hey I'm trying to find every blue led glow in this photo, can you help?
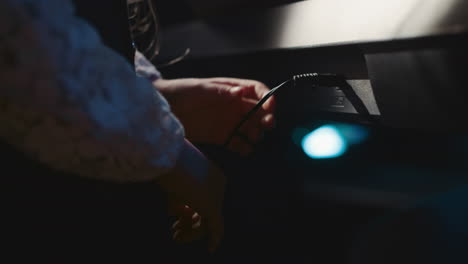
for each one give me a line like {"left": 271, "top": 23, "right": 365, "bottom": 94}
{"left": 335, "top": 124, "right": 369, "bottom": 145}
{"left": 301, "top": 125, "right": 347, "bottom": 159}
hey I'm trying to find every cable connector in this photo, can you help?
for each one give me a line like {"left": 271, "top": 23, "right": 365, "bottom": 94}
{"left": 223, "top": 73, "right": 370, "bottom": 149}
{"left": 293, "top": 73, "right": 346, "bottom": 87}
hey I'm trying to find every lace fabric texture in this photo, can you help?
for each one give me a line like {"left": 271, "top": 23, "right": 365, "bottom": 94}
{"left": 0, "top": 0, "right": 185, "bottom": 182}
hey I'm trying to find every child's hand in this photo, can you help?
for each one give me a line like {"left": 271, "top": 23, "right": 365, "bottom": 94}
{"left": 159, "top": 140, "right": 225, "bottom": 252}
{"left": 154, "top": 78, "right": 276, "bottom": 155}
{"left": 170, "top": 204, "right": 205, "bottom": 244}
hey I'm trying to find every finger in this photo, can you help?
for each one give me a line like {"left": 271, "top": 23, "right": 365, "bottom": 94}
{"left": 237, "top": 83, "right": 276, "bottom": 113}
{"left": 216, "top": 81, "right": 273, "bottom": 106}
{"left": 173, "top": 229, "right": 182, "bottom": 242}
{"left": 239, "top": 98, "right": 274, "bottom": 133}
{"left": 172, "top": 207, "right": 201, "bottom": 228}
{"left": 173, "top": 221, "right": 202, "bottom": 235}
{"left": 239, "top": 97, "right": 270, "bottom": 126}
{"left": 192, "top": 212, "right": 201, "bottom": 223}
{"left": 226, "top": 98, "right": 269, "bottom": 150}
{"left": 172, "top": 216, "right": 205, "bottom": 243}
{"left": 193, "top": 218, "right": 204, "bottom": 229}
{"left": 172, "top": 218, "right": 190, "bottom": 231}
{"left": 261, "top": 113, "right": 275, "bottom": 130}
{"left": 208, "top": 77, "right": 268, "bottom": 97}
{"left": 208, "top": 78, "right": 275, "bottom": 109}
{"left": 228, "top": 86, "right": 244, "bottom": 98}
{"left": 192, "top": 219, "right": 202, "bottom": 230}
{"left": 240, "top": 84, "right": 268, "bottom": 100}
{"left": 172, "top": 218, "right": 192, "bottom": 231}
{"left": 207, "top": 77, "right": 250, "bottom": 88}
{"left": 208, "top": 82, "right": 244, "bottom": 99}
{"left": 172, "top": 220, "right": 181, "bottom": 230}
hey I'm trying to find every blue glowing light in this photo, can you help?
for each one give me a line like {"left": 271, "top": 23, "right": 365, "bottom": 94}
{"left": 301, "top": 125, "right": 347, "bottom": 159}
{"left": 335, "top": 124, "right": 369, "bottom": 145}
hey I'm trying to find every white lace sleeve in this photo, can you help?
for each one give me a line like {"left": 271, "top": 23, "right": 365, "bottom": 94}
{"left": 0, "top": 0, "right": 185, "bottom": 182}
{"left": 134, "top": 50, "right": 162, "bottom": 82}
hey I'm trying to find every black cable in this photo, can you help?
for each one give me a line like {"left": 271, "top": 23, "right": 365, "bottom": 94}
{"left": 223, "top": 79, "right": 292, "bottom": 148}
{"left": 223, "top": 73, "right": 373, "bottom": 148}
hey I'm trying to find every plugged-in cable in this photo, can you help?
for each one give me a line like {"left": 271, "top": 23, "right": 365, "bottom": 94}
{"left": 223, "top": 73, "right": 372, "bottom": 148}
{"left": 222, "top": 79, "right": 291, "bottom": 148}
